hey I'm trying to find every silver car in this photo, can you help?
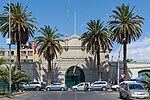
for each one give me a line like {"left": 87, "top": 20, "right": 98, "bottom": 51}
{"left": 22, "top": 81, "right": 43, "bottom": 91}
{"left": 46, "top": 83, "right": 67, "bottom": 91}
{"left": 119, "top": 81, "right": 149, "bottom": 100}
{"left": 91, "top": 81, "right": 110, "bottom": 91}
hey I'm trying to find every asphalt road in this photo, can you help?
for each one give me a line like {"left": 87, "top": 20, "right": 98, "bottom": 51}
{"left": 3, "top": 91, "right": 122, "bottom": 100}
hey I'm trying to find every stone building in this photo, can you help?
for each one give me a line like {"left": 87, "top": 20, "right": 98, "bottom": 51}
{"left": 39, "top": 34, "right": 111, "bottom": 87}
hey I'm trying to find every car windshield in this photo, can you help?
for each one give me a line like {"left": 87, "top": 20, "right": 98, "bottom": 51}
{"left": 129, "top": 84, "right": 144, "bottom": 90}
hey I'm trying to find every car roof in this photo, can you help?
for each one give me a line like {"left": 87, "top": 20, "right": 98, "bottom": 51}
{"left": 120, "top": 81, "right": 137, "bottom": 84}
{"left": 94, "top": 81, "right": 107, "bottom": 83}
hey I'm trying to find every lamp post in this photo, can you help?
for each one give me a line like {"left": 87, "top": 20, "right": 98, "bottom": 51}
{"left": 117, "top": 45, "right": 122, "bottom": 85}
{"left": 8, "top": 0, "right": 12, "bottom": 96}
{"left": 64, "top": 36, "right": 69, "bottom": 51}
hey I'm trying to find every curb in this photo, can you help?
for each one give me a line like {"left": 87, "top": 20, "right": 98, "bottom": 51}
{"left": 0, "top": 91, "right": 25, "bottom": 99}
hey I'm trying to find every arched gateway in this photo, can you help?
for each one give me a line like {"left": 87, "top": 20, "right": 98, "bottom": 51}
{"left": 65, "top": 66, "right": 85, "bottom": 88}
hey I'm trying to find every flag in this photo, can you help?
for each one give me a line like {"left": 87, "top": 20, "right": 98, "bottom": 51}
{"left": 33, "top": 41, "right": 36, "bottom": 54}
{"left": 23, "top": 51, "right": 26, "bottom": 56}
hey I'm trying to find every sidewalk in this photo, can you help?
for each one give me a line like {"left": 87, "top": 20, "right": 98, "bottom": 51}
{"left": 0, "top": 91, "right": 25, "bottom": 99}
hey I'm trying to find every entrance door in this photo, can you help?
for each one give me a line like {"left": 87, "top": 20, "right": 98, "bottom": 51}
{"left": 65, "top": 66, "right": 85, "bottom": 88}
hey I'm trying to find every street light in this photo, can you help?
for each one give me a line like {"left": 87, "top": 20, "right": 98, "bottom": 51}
{"left": 64, "top": 36, "right": 69, "bottom": 51}
{"left": 8, "top": 0, "right": 12, "bottom": 96}
{"left": 117, "top": 45, "right": 122, "bottom": 85}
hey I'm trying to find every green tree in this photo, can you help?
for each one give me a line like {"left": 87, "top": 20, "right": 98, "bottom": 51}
{"left": 80, "top": 20, "right": 112, "bottom": 81}
{"left": 35, "top": 25, "right": 63, "bottom": 85}
{"left": 0, "top": 57, "right": 8, "bottom": 65}
{"left": 142, "top": 73, "right": 150, "bottom": 91}
{"left": 0, "top": 65, "right": 30, "bottom": 87}
{"left": 0, "top": 2, "right": 37, "bottom": 70}
{"left": 108, "top": 4, "right": 144, "bottom": 80}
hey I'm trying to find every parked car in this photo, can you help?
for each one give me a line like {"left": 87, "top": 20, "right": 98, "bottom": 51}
{"left": 90, "top": 81, "right": 110, "bottom": 91}
{"left": 72, "top": 82, "right": 91, "bottom": 91}
{"left": 46, "top": 82, "right": 67, "bottom": 91}
{"left": 111, "top": 81, "right": 137, "bottom": 91}
{"left": 119, "top": 81, "right": 149, "bottom": 100}
{"left": 111, "top": 84, "right": 119, "bottom": 91}
{"left": 22, "top": 81, "right": 45, "bottom": 91}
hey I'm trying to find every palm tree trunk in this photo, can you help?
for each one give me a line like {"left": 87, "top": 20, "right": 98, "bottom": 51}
{"left": 48, "top": 59, "right": 52, "bottom": 85}
{"left": 123, "top": 43, "right": 127, "bottom": 80}
{"left": 16, "top": 26, "right": 21, "bottom": 70}
{"left": 97, "top": 46, "right": 101, "bottom": 81}
{"left": 17, "top": 41, "right": 21, "bottom": 70}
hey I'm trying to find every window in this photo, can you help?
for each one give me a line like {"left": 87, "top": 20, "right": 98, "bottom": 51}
{"left": 21, "top": 59, "right": 27, "bottom": 62}
{"left": 28, "top": 51, "right": 33, "bottom": 56}
{"left": 129, "top": 84, "right": 144, "bottom": 90}
{"left": 28, "top": 60, "right": 33, "bottom": 62}
{"left": 21, "top": 51, "right": 26, "bottom": 56}
{"left": 8, "top": 51, "right": 14, "bottom": 56}
{"left": 30, "top": 82, "right": 40, "bottom": 84}
{"left": 0, "top": 51, "right": 5, "bottom": 56}
{"left": 78, "top": 83, "right": 84, "bottom": 86}
{"left": 11, "top": 51, "right": 14, "bottom": 56}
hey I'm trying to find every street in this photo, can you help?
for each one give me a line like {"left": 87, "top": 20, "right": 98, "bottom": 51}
{"left": 3, "top": 91, "right": 122, "bottom": 100}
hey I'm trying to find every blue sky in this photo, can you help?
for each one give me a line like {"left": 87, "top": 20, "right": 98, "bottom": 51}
{"left": 0, "top": 0, "right": 150, "bottom": 62}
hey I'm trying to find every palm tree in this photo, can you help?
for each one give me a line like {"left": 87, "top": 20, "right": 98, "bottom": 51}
{"left": 108, "top": 4, "right": 144, "bottom": 80}
{"left": 0, "top": 2, "right": 37, "bottom": 70}
{"left": 35, "top": 25, "right": 63, "bottom": 85}
{"left": 80, "top": 20, "right": 112, "bottom": 81}
{"left": 0, "top": 57, "right": 8, "bottom": 65}
{"left": 0, "top": 65, "right": 30, "bottom": 89}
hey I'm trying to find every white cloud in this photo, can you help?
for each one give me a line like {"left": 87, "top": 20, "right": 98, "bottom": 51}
{"left": 110, "top": 37, "right": 150, "bottom": 62}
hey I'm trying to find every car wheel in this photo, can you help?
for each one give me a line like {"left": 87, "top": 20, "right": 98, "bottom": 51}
{"left": 116, "top": 87, "right": 119, "bottom": 91}
{"left": 102, "top": 87, "right": 107, "bottom": 91}
{"left": 126, "top": 94, "right": 130, "bottom": 100}
{"left": 87, "top": 88, "right": 91, "bottom": 91}
{"left": 119, "top": 92, "right": 123, "bottom": 99}
{"left": 61, "top": 88, "right": 65, "bottom": 91}
{"left": 36, "top": 86, "right": 40, "bottom": 91}
{"left": 20, "top": 87, "right": 25, "bottom": 91}
{"left": 74, "top": 88, "right": 77, "bottom": 91}
{"left": 46, "top": 87, "right": 51, "bottom": 91}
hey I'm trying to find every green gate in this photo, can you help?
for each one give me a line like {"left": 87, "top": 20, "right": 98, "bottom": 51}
{"left": 0, "top": 82, "right": 8, "bottom": 95}
{"left": 65, "top": 66, "right": 85, "bottom": 88}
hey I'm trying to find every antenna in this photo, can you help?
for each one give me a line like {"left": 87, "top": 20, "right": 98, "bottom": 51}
{"left": 67, "top": 0, "right": 70, "bottom": 36}
{"left": 74, "top": 12, "right": 76, "bottom": 34}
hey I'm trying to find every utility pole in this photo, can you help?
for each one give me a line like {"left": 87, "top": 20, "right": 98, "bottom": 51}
{"left": 8, "top": 0, "right": 12, "bottom": 96}
{"left": 117, "top": 45, "right": 122, "bottom": 85}
{"left": 117, "top": 50, "right": 120, "bottom": 85}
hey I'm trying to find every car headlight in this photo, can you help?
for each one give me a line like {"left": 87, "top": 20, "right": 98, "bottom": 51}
{"left": 131, "top": 92, "right": 136, "bottom": 95}
{"left": 145, "top": 92, "right": 149, "bottom": 95}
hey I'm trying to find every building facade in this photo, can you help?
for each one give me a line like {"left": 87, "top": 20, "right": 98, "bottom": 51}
{"left": 0, "top": 34, "right": 149, "bottom": 87}
{"left": 39, "top": 34, "right": 111, "bottom": 87}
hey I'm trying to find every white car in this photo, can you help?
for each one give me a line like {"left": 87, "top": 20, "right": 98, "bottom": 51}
{"left": 46, "top": 83, "right": 67, "bottom": 91}
{"left": 119, "top": 81, "right": 149, "bottom": 100}
{"left": 111, "top": 84, "right": 119, "bottom": 91}
{"left": 111, "top": 81, "right": 137, "bottom": 91}
{"left": 22, "top": 81, "right": 43, "bottom": 91}
{"left": 72, "top": 82, "right": 91, "bottom": 91}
